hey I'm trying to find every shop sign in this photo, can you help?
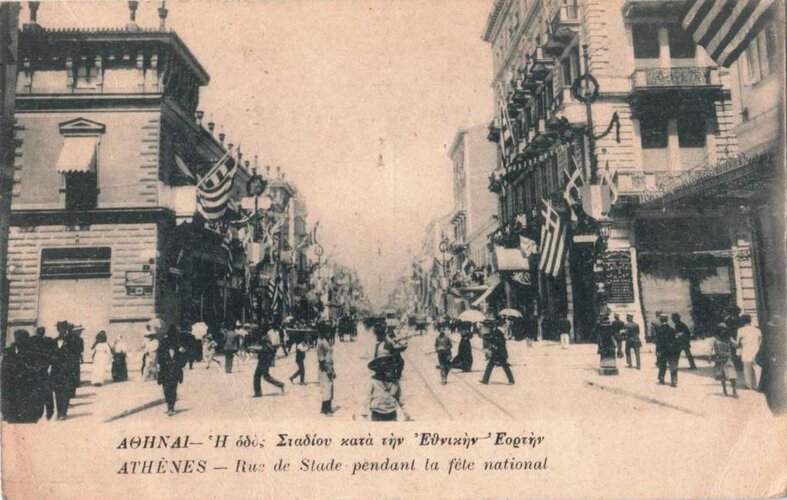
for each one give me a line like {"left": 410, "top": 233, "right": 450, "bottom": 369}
{"left": 603, "top": 250, "right": 634, "bottom": 303}
{"left": 125, "top": 271, "right": 154, "bottom": 296}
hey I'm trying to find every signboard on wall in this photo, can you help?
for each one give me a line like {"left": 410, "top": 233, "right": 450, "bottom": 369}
{"left": 603, "top": 250, "right": 634, "bottom": 303}
{"left": 125, "top": 271, "right": 154, "bottom": 296}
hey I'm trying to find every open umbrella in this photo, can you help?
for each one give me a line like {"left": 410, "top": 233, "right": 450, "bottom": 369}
{"left": 498, "top": 308, "right": 523, "bottom": 318}
{"left": 458, "top": 309, "right": 486, "bottom": 323}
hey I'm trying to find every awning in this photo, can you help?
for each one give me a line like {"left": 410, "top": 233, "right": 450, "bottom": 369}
{"left": 56, "top": 136, "right": 97, "bottom": 174}
{"left": 493, "top": 246, "right": 529, "bottom": 272}
{"left": 471, "top": 276, "right": 502, "bottom": 307}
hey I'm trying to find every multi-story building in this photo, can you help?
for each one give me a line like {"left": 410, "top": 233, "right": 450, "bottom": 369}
{"left": 446, "top": 123, "right": 500, "bottom": 313}
{"left": 482, "top": 0, "right": 779, "bottom": 346}
{"left": 6, "top": 4, "right": 257, "bottom": 348}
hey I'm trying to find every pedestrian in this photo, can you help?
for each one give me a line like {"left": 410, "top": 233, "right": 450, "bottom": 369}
{"left": 68, "top": 324, "right": 85, "bottom": 397}
{"left": 509, "top": 313, "right": 525, "bottom": 341}
{"left": 435, "top": 323, "right": 453, "bottom": 385}
{"left": 480, "top": 319, "right": 515, "bottom": 385}
{"left": 202, "top": 331, "right": 221, "bottom": 370}
{"left": 141, "top": 319, "right": 161, "bottom": 380}
{"left": 672, "top": 313, "right": 696, "bottom": 369}
{"left": 252, "top": 335, "right": 285, "bottom": 397}
{"left": 450, "top": 322, "right": 473, "bottom": 372}
{"left": 316, "top": 329, "right": 336, "bottom": 415}
{"left": 623, "top": 314, "right": 642, "bottom": 369}
{"left": 90, "top": 331, "right": 112, "bottom": 387}
{"left": 737, "top": 314, "right": 762, "bottom": 390}
{"left": 558, "top": 314, "right": 571, "bottom": 349}
{"left": 223, "top": 322, "right": 240, "bottom": 373}
{"left": 648, "top": 310, "right": 662, "bottom": 344}
{"left": 28, "top": 326, "right": 56, "bottom": 420}
{"left": 597, "top": 312, "right": 622, "bottom": 371}
{"left": 710, "top": 325, "right": 738, "bottom": 398}
{"left": 1, "top": 329, "right": 44, "bottom": 423}
{"left": 156, "top": 325, "right": 189, "bottom": 416}
{"left": 111, "top": 336, "right": 129, "bottom": 382}
{"left": 610, "top": 314, "right": 625, "bottom": 342}
{"left": 365, "top": 354, "right": 409, "bottom": 421}
{"left": 385, "top": 328, "right": 408, "bottom": 380}
{"left": 655, "top": 314, "right": 679, "bottom": 387}
{"left": 50, "top": 321, "right": 80, "bottom": 420}
{"left": 524, "top": 310, "right": 538, "bottom": 348}
{"left": 289, "top": 339, "right": 309, "bottom": 385}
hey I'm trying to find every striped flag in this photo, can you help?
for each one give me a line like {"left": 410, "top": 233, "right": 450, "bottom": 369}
{"left": 682, "top": 0, "right": 775, "bottom": 67}
{"left": 498, "top": 98, "right": 516, "bottom": 167}
{"left": 563, "top": 166, "right": 585, "bottom": 221}
{"left": 197, "top": 147, "right": 237, "bottom": 221}
{"left": 538, "top": 200, "right": 568, "bottom": 278}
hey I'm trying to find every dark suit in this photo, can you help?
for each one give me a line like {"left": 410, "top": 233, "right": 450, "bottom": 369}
{"left": 1, "top": 342, "right": 44, "bottom": 423}
{"left": 49, "top": 335, "right": 81, "bottom": 418}
{"left": 655, "top": 322, "right": 679, "bottom": 386}
{"left": 254, "top": 340, "right": 284, "bottom": 396}
{"left": 27, "top": 335, "right": 56, "bottom": 419}
{"left": 481, "top": 329, "right": 514, "bottom": 384}
{"left": 157, "top": 342, "right": 188, "bottom": 412}
{"left": 673, "top": 320, "right": 696, "bottom": 369}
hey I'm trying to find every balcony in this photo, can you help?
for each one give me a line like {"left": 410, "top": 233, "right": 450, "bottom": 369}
{"left": 631, "top": 66, "right": 720, "bottom": 89}
{"left": 629, "top": 66, "right": 724, "bottom": 110}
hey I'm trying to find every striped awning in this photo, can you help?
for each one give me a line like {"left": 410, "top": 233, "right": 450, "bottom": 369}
{"left": 56, "top": 136, "right": 97, "bottom": 174}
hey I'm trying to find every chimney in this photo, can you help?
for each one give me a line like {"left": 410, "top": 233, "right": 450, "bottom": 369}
{"left": 127, "top": 1, "right": 140, "bottom": 30}
{"left": 218, "top": 131, "right": 226, "bottom": 145}
{"left": 265, "top": 165, "right": 271, "bottom": 178}
{"left": 195, "top": 110, "right": 204, "bottom": 126}
{"left": 158, "top": 1, "right": 168, "bottom": 30}
{"left": 207, "top": 119, "right": 215, "bottom": 133}
{"left": 276, "top": 166, "right": 281, "bottom": 179}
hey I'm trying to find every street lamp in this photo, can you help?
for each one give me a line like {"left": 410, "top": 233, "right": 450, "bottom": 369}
{"left": 438, "top": 239, "right": 450, "bottom": 317}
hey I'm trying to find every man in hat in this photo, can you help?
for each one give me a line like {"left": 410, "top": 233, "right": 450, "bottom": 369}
{"left": 623, "top": 314, "right": 642, "bottom": 370}
{"left": 252, "top": 334, "right": 285, "bottom": 397}
{"left": 672, "top": 313, "right": 696, "bottom": 369}
{"left": 450, "top": 321, "right": 473, "bottom": 372}
{"left": 49, "top": 321, "right": 81, "bottom": 420}
{"left": 223, "top": 321, "right": 240, "bottom": 373}
{"left": 434, "top": 323, "right": 453, "bottom": 385}
{"left": 156, "top": 326, "right": 189, "bottom": 416}
{"left": 480, "top": 319, "right": 514, "bottom": 385}
{"left": 28, "top": 326, "right": 56, "bottom": 419}
{"left": 1, "top": 329, "right": 44, "bottom": 423}
{"left": 68, "top": 324, "right": 85, "bottom": 396}
{"left": 655, "top": 314, "right": 679, "bottom": 387}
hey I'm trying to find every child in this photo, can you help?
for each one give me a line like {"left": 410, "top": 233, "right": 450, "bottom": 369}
{"left": 710, "top": 324, "right": 738, "bottom": 398}
{"left": 202, "top": 333, "right": 221, "bottom": 370}
{"left": 434, "top": 325, "right": 453, "bottom": 385}
{"left": 365, "top": 356, "right": 410, "bottom": 421}
{"left": 289, "top": 339, "right": 309, "bottom": 385}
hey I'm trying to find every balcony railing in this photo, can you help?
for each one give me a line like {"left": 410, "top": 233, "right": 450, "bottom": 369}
{"left": 630, "top": 66, "right": 720, "bottom": 90}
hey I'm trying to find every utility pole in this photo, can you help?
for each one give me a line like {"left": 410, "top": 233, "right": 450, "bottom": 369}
{"left": 0, "top": 3, "right": 19, "bottom": 347}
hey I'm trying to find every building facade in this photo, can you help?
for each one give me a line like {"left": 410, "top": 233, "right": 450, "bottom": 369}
{"left": 5, "top": 6, "right": 260, "bottom": 350}
{"left": 483, "top": 0, "right": 780, "bottom": 347}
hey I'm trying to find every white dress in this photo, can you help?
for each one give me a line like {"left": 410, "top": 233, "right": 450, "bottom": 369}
{"left": 91, "top": 343, "right": 112, "bottom": 385}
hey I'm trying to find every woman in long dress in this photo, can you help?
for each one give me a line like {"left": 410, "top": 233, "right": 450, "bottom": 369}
{"left": 316, "top": 330, "right": 335, "bottom": 415}
{"left": 111, "top": 336, "right": 128, "bottom": 382}
{"left": 90, "top": 331, "right": 112, "bottom": 386}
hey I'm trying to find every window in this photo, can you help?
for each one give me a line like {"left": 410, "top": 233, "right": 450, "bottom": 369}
{"left": 56, "top": 118, "right": 104, "bottom": 211}
{"left": 668, "top": 24, "right": 696, "bottom": 59}
{"left": 640, "top": 115, "right": 668, "bottom": 149}
{"left": 745, "top": 37, "right": 762, "bottom": 84}
{"left": 764, "top": 25, "right": 778, "bottom": 73}
{"left": 40, "top": 247, "right": 112, "bottom": 279}
{"left": 633, "top": 24, "right": 660, "bottom": 59}
{"left": 677, "top": 113, "right": 706, "bottom": 148}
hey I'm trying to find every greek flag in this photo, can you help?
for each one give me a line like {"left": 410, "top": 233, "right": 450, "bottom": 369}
{"left": 197, "top": 148, "right": 237, "bottom": 221}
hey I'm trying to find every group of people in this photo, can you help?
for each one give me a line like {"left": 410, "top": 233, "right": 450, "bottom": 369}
{"left": 364, "top": 317, "right": 410, "bottom": 421}
{"left": 0, "top": 320, "right": 133, "bottom": 424}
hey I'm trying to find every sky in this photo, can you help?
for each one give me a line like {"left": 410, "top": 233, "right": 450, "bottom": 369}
{"left": 37, "top": 0, "right": 494, "bottom": 307}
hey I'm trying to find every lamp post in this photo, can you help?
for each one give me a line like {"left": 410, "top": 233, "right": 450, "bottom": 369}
{"left": 439, "top": 239, "right": 450, "bottom": 317}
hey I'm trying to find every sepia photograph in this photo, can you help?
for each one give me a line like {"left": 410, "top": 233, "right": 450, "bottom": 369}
{"left": 0, "top": 0, "right": 785, "bottom": 498}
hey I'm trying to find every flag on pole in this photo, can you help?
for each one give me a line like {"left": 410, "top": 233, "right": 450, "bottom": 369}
{"left": 538, "top": 200, "right": 568, "bottom": 278}
{"left": 197, "top": 147, "right": 237, "bottom": 221}
{"left": 563, "top": 166, "right": 585, "bottom": 221}
{"left": 498, "top": 98, "right": 516, "bottom": 167}
{"left": 682, "top": 0, "right": 774, "bottom": 68}
{"left": 308, "top": 221, "right": 320, "bottom": 247}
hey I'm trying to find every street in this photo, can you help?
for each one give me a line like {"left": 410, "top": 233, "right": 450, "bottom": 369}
{"left": 49, "top": 326, "right": 772, "bottom": 424}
